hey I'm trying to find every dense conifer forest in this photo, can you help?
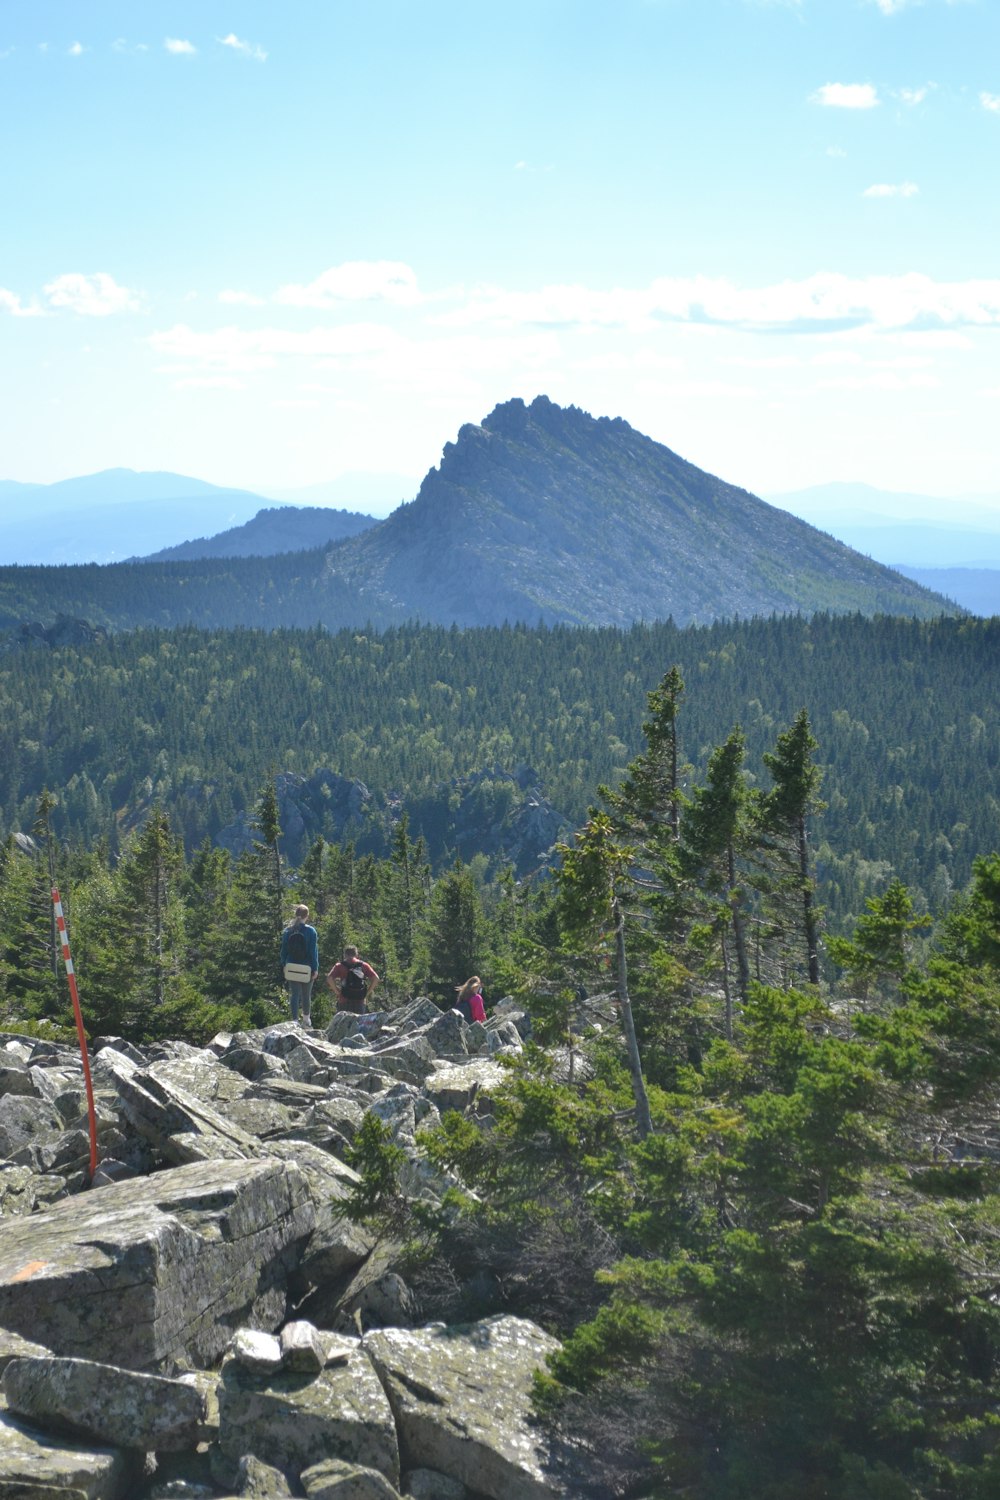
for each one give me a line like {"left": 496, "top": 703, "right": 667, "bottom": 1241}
{"left": 1, "top": 612, "right": 997, "bottom": 930}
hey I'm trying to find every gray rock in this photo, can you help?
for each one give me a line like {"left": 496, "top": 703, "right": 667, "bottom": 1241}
{"left": 0, "top": 1158, "right": 314, "bottom": 1372}
{"left": 280, "top": 1320, "right": 325, "bottom": 1374}
{"left": 327, "top": 1012, "right": 388, "bottom": 1045}
{"left": 486, "top": 1020, "right": 523, "bottom": 1054}
{"left": 0, "top": 1161, "right": 38, "bottom": 1217}
{"left": 420, "top": 1011, "right": 469, "bottom": 1059}
{"left": 3, "top": 1354, "right": 210, "bottom": 1450}
{"left": 261, "top": 1138, "right": 373, "bottom": 1282}
{"left": 235, "top": 1453, "right": 294, "bottom": 1496}
{"left": 0, "top": 1092, "right": 65, "bottom": 1156}
{"left": 0, "top": 1063, "right": 34, "bottom": 1096}
{"left": 302, "top": 1456, "right": 403, "bottom": 1499}
{"left": 0, "top": 1407, "right": 140, "bottom": 1497}
{"left": 364, "top": 1317, "right": 573, "bottom": 1500}
{"left": 404, "top": 1470, "right": 467, "bottom": 1500}
{"left": 344, "top": 1273, "right": 416, "bottom": 1332}
{"left": 217, "top": 1343, "right": 399, "bottom": 1487}
{"left": 230, "top": 1329, "right": 283, "bottom": 1374}
{"left": 423, "top": 1059, "right": 507, "bottom": 1115}
{"left": 0, "top": 1324, "right": 52, "bottom": 1372}
{"left": 113, "top": 1067, "right": 259, "bottom": 1164}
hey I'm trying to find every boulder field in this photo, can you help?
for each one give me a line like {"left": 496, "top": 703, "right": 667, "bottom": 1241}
{"left": 0, "top": 999, "right": 586, "bottom": 1499}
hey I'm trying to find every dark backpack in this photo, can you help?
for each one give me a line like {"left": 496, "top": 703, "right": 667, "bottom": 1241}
{"left": 340, "top": 962, "right": 368, "bottom": 1002}
{"left": 286, "top": 926, "right": 309, "bottom": 965}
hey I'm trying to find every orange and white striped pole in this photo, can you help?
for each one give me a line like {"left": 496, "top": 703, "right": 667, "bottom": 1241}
{"left": 52, "top": 888, "right": 99, "bottom": 1182}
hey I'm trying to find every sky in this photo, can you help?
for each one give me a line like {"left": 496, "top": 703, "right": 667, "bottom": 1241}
{"left": 1, "top": 0, "right": 999, "bottom": 515}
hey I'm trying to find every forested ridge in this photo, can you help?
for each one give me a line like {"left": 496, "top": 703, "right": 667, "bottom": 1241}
{"left": 1, "top": 612, "right": 998, "bottom": 928}
{"left": 4, "top": 646, "right": 1000, "bottom": 1498}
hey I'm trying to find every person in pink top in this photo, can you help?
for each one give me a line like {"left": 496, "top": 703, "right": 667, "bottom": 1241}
{"left": 454, "top": 975, "right": 486, "bottom": 1024}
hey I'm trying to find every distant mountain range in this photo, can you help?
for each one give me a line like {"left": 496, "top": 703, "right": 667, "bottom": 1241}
{"left": 0, "top": 471, "right": 277, "bottom": 565}
{"left": 0, "top": 397, "right": 955, "bottom": 633}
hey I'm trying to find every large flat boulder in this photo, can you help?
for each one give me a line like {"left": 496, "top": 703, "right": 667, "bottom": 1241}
{"left": 0, "top": 1158, "right": 314, "bottom": 1373}
{"left": 216, "top": 1341, "right": 399, "bottom": 1487}
{"left": 2, "top": 1355, "right": 212, "bottom": 1451}
{"left": 364, "top": 1317, "right": 574, "bottom": 1500}
{"left": 0, "top": 1409, "right": 140, "bottom": 1498}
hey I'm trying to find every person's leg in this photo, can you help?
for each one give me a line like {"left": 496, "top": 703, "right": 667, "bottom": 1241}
{"left": 288, "top": 982, "right": 299, "bottom": 1021}
{"left": 301, "top": 978, "right": 314, "bottom": 1027}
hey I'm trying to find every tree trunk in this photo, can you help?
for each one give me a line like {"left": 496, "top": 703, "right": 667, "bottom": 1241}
{"left": 613, "top": 896, "right": 652, "bottom": 1139}
{"left": 799, "top": 815, "right": 821, "bottom": 985}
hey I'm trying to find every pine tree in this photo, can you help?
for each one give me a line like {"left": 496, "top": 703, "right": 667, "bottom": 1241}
{"left": 678, "top": 727, "right": 758, "bottom": 1029}
{"left": 762, "top": 709, "right": 826, "bottom": 985}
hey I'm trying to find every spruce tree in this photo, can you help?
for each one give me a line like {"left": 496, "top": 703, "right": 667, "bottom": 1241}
{"left": 762, "top": 708, "right": 826, "bottom": 985}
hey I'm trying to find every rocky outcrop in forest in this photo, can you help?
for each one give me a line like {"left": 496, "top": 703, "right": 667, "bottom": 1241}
{"left": 0, "top": 1002, "right": 585, "bottom": 1499}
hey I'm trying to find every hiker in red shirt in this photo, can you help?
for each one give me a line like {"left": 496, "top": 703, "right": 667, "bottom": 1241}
{"left": 326, "top": 944, "right": 379, "bottom": 1014}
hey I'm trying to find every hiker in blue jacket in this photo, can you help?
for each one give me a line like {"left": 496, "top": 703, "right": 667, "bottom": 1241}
{"left": 281, "top": 903, "right": 319, "bottom": 1027}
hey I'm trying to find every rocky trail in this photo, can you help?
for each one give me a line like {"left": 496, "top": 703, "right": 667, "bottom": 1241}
{"left": 0, "top": 999, "right": 588, "bottom": 1499}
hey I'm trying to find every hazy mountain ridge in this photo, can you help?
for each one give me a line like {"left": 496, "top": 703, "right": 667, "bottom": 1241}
{"left": 144, "top": 506, "right": 378, "bottom": 562}
{"left": 0, "top": 398, "right": 957, "bottom": 628}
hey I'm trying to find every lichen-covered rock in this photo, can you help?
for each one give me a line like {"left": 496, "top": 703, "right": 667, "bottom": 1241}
{"left": 301, "top": 1456, "right": 403, "bottom": 1499}
{"left": 364, "top": 1317, "right": 574, "bottom": 1500}
{"left": 2, "top": 1354, "right": 211, "bottom": 1450}
{"left": 234, "top": 1452, "right": 295, "bottom": 1496}
{"left": 216, "top": 1342, "right": 398, "bottom": 1487}
{"left": 0, "top": 1158, "right": 314, "bottom": 1372}
{"left": 0, "top": 1407, "right": 140, "bottom": 1497}
{"left": 280, "top": 1320, "right": 325, "bottom": 1374}
{"left": 422, "top": 1059, "right": 507, "bottom": 1115}
{"left": 404, "top": 1469, "right": 467, "bottom": 1500}
{"left": 0, "top": 1323, "right": 52, "bottom": 1372}
{"left": 0, "top": 1092, "right": 65, "bottom": 1156}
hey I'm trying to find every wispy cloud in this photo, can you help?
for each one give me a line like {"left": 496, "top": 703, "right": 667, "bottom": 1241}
{"left": 217, "top": 33, "right": 267, "bottom": 62}
{"left": 0, "top": 288, "right": 43, "bottom": 319}
{"left": 868, "top": 0, "right": 914, "bottom": 15}
{"left": 811, "top": 82, "right": 879, "bottom": 109}
{"left": 68, "top": 42, "right": 85, "bottom": 57}
{"left": 981, "top": 92, "right": 1000, "bottom": 114}
{"left": 826, "top": 146, "right": 848, "bottom": 158}
{"left": 863, "top": 181, "right": 919, "bottom": 197}
{"left": 44, "top": 273, "right": 140, "bottom": 317}
{"left": 443, "top": 271, "right": 1000, "bottom": 334}
{"left": 275, "top": 261, "right": 421, "bottom": 308}
{"left": 896, "top": 85, "right": 931, "bottom": 106}
{"left": 164, "top": 38, "right": 196, "bottom": 56}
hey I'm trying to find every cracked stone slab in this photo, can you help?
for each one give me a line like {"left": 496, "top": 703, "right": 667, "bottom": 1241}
{"left": 0, "top": 1158, "right": 314, "bottom": 1373}
{"left": 364, "top": 1317, "right": 577, "bottom": 1500}
{"left": 2, "top": 1355, "right": 211, "bottom": 1451}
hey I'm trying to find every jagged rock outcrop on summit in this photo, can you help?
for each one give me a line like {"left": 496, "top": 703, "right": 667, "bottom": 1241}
{"left": 319, "top": 394, "right": 955, "bottom": 628}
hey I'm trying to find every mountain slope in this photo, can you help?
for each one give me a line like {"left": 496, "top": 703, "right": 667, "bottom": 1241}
{"left": 319, "top": 396, "right": 954, "bottom": 627}
{"left": 144, "top": 505, "right": 378, "bottom": 561}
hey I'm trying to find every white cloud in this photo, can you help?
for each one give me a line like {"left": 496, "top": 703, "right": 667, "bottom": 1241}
{"left": 218, "top": 289, "right": 266, "bottom": 307}
{"left": 981, "top": 92, "right": 1000, "bottom": 114}
{"left": 826, "top": 146, "right": 848, "bottom": 158}
{"left": 164, "top": 38, "right": 196, "bottom": 56}
{"left": 68, "top": 42, "right": 85, "bottom": 57}
{"left": 0, "top": 288, "right": 43, "bottom": 318}
{"left": 811, "top": 82, "right": 879, "bottom": 110}
{"left": 275, "top": 261, "right": 421, "bottom": 308}
{"left": 869, "top": 0, "right": 913, "bottom": 15}
{"left": 217, "top": 33, "right": 267, "bottom": 62}
{"left": 44, "top": 273, "right": 140, "bottom": 317}
{"left": 896, "top": 86, "right": 930, "bottom": 106}
{"left": 444, "top": 271, "right": 1000, "bottom": 335}
{"left": 817, "top": 372, "right": 940, "bottom": 391}
{"left": 863, "top": 181, "right": 919, "bottom": 197}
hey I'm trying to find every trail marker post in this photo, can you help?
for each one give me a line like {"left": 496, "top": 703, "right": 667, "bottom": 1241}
{"left": 52, "top": 887, "right": 99, "bottom": 1182}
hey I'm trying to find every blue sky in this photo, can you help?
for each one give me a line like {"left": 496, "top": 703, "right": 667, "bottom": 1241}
{"left": 1, "top": 0, "right": 998, "bottom": 511}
